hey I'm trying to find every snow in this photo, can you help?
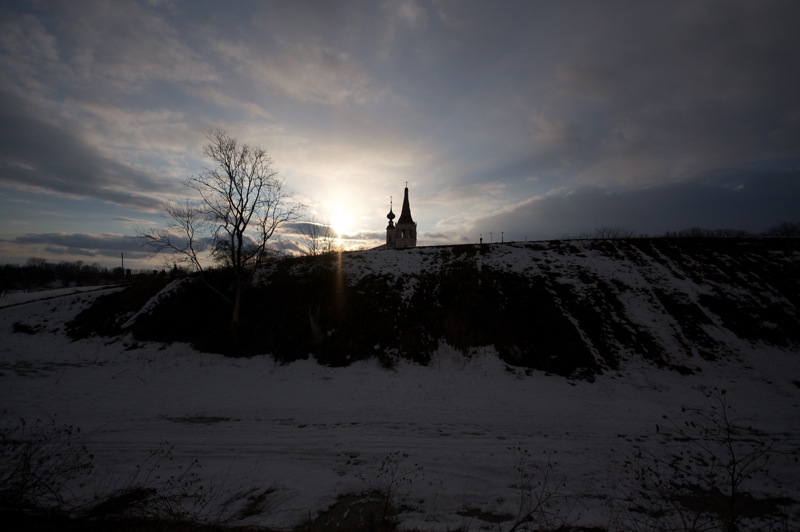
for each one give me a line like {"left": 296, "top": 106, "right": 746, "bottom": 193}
{"left": 0, "top": 285, "right": 118, "bottom": 308}
{"left": 2, "top": 274, "right": 799, "bottom": 529}
{"left": 120, "top": 277, "right": 188, "bottom": 329}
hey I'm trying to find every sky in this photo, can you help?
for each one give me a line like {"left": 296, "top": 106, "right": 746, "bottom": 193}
{"left": 1, "top": 0, "right": 799, "bottom": 269}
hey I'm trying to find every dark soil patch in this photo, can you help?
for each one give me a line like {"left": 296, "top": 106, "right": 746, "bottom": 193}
{"left": 166, "top": 416, "right": 235, "bottom": 425}
{"left": 299, "top": 494, "right": 392, "bottom": 531}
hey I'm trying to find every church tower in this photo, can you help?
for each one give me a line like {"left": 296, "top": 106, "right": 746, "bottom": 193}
{"left": 383, "top": 185, "right": 417, "bottom": 249}
{"left": 394, "top": 185, "right": 417, "bottom": 249}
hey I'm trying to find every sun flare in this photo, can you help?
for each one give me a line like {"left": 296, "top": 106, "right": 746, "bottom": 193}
{"left": 329, "top": 208, "right": 354, "bottom": 241}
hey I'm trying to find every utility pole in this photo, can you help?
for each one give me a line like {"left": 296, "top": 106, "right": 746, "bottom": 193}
{"left": 490, "top": 232, "right": 493, "bottom": 244}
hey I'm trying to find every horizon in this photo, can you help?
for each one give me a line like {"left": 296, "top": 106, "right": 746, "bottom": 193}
{"left": 2, "top": 228, "right": 795, "bottom": 273}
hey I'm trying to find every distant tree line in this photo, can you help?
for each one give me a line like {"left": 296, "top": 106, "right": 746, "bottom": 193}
{"left": 564, "top": 220, "right": 800, "bottom": 240}
{"left": 761, "top": 220, "right": 800, "bottom": 237}
{"left": 0, "top": 258, "right": 184, "bottom": 296}
{"left": 661, "top": 220, "right": 800, "bottom": 238}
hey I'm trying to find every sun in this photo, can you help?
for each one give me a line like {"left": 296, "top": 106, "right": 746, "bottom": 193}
{"left": 329, "top": 208, "right": 354, "bottom": 241}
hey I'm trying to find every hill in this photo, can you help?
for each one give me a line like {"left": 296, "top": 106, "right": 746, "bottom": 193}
{"left": 71, "top": 238, "right": 800, "bottom": 379}
{"left": 3, "top": 238, "right": 799, "bottom": 530}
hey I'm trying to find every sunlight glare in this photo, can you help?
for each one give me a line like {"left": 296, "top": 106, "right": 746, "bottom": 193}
{"left": 330, "top": 207, "right": 354, "bottom": 244}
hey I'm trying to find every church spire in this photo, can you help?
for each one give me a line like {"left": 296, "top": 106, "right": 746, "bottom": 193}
{"left": 397, "top": 184, "right": 414, "bottom": 225}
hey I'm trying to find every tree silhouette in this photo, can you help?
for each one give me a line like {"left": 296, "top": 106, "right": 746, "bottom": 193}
{"left": 140, "top": 129, "right": 302, "bottom": 343}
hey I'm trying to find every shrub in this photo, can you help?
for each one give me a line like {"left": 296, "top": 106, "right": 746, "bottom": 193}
{"left": 0, "top": 414, "right": 94, "bottom": 510}
{"left": 618, "top": 389, "right": 798, "bottom": 531}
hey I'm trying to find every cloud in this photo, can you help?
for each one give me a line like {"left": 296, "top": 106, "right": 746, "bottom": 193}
{"left": 421, "top": 231, "right": 467, "bottom": 247}
{"left": 543, "top": 2, "right": 800, "bottom": 186}
{"left": 283, "top": 221, "right": 333, "bottom": 234}
{"left": 339, "top": 230, "right": 385, "bottom": 249}
{"left": 0, "top": 9, "right": 63, "bottom": 96}
{"left": 468, "top": 167, "right": 800, "bottom": 241}
{"left": 6, "top": 232, "right": 148, "bottom": 263}
{"left": 112, "top": 216, "right": 154, "bottom": 225}
{"left": 418, "top": 182, "right": 510, "bottom": 234}
{"left": 0, "top": 89, "right": 174, "bottom": 211}
{"left": 59, "top": 1, "right": 216, "bottom": 95}
{"left": 0, "top": 1, "right": 217, "bottom": 109}
{"left": 425, "top": 182, "right": 506, "bottom": 205}
{"left": 416, "top": 1, "right": 800, "bottom": 193}
{"left": 212, "top": 38, "right": 379, "bottom": 107}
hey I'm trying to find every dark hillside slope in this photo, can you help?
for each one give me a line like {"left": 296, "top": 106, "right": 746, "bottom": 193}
{"left": 71, "top": 238, "right": 800, "bottom": 379}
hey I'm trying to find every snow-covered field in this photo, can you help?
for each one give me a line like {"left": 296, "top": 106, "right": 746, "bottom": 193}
{"left": 0, "top": 285, "right": 116, "bottom": 309}
{"left": 2, "top": 286, "right": 799, "bottom": 530}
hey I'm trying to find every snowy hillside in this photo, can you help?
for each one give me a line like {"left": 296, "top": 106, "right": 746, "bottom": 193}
{"left": 90, "top": 238, "right": 800, "bottom": 378}
{"left": 2, "top": 238, "right": 799, "bottom": 530}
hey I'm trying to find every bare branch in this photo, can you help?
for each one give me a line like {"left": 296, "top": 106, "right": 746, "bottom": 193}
{"left": 138, "top": 129, "right": 304, "bottom": 342}
{"left": 138, "top": 200, "right": 209, "bottom": 272}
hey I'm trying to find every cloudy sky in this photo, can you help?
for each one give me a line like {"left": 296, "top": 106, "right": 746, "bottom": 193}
{"left": 1, "top": 0, "right": 799, "bottom": 269}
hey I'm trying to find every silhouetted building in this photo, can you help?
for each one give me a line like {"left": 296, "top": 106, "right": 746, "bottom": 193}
{"left": 383, "top": 185, "right": 417, "bottom": 249}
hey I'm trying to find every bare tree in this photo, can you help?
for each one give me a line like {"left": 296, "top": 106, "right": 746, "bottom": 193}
{"left": 140, "top": 129, "right": 302, "bottom": 341}
{"left": 297, "top": 217, "right": 339, "bottom": 256}
{"left": 590, "top": 225, "right": 636, "bottom": 239}
{"left": 764, "top": 220, "right": 800, "bottom": 237}
{"left": 663, "top": 227, "right": 751, "bottom": 238}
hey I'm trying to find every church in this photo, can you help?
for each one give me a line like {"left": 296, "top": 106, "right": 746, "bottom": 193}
{"left": 382, "top": 184, "right": 417, "bottom": 249}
